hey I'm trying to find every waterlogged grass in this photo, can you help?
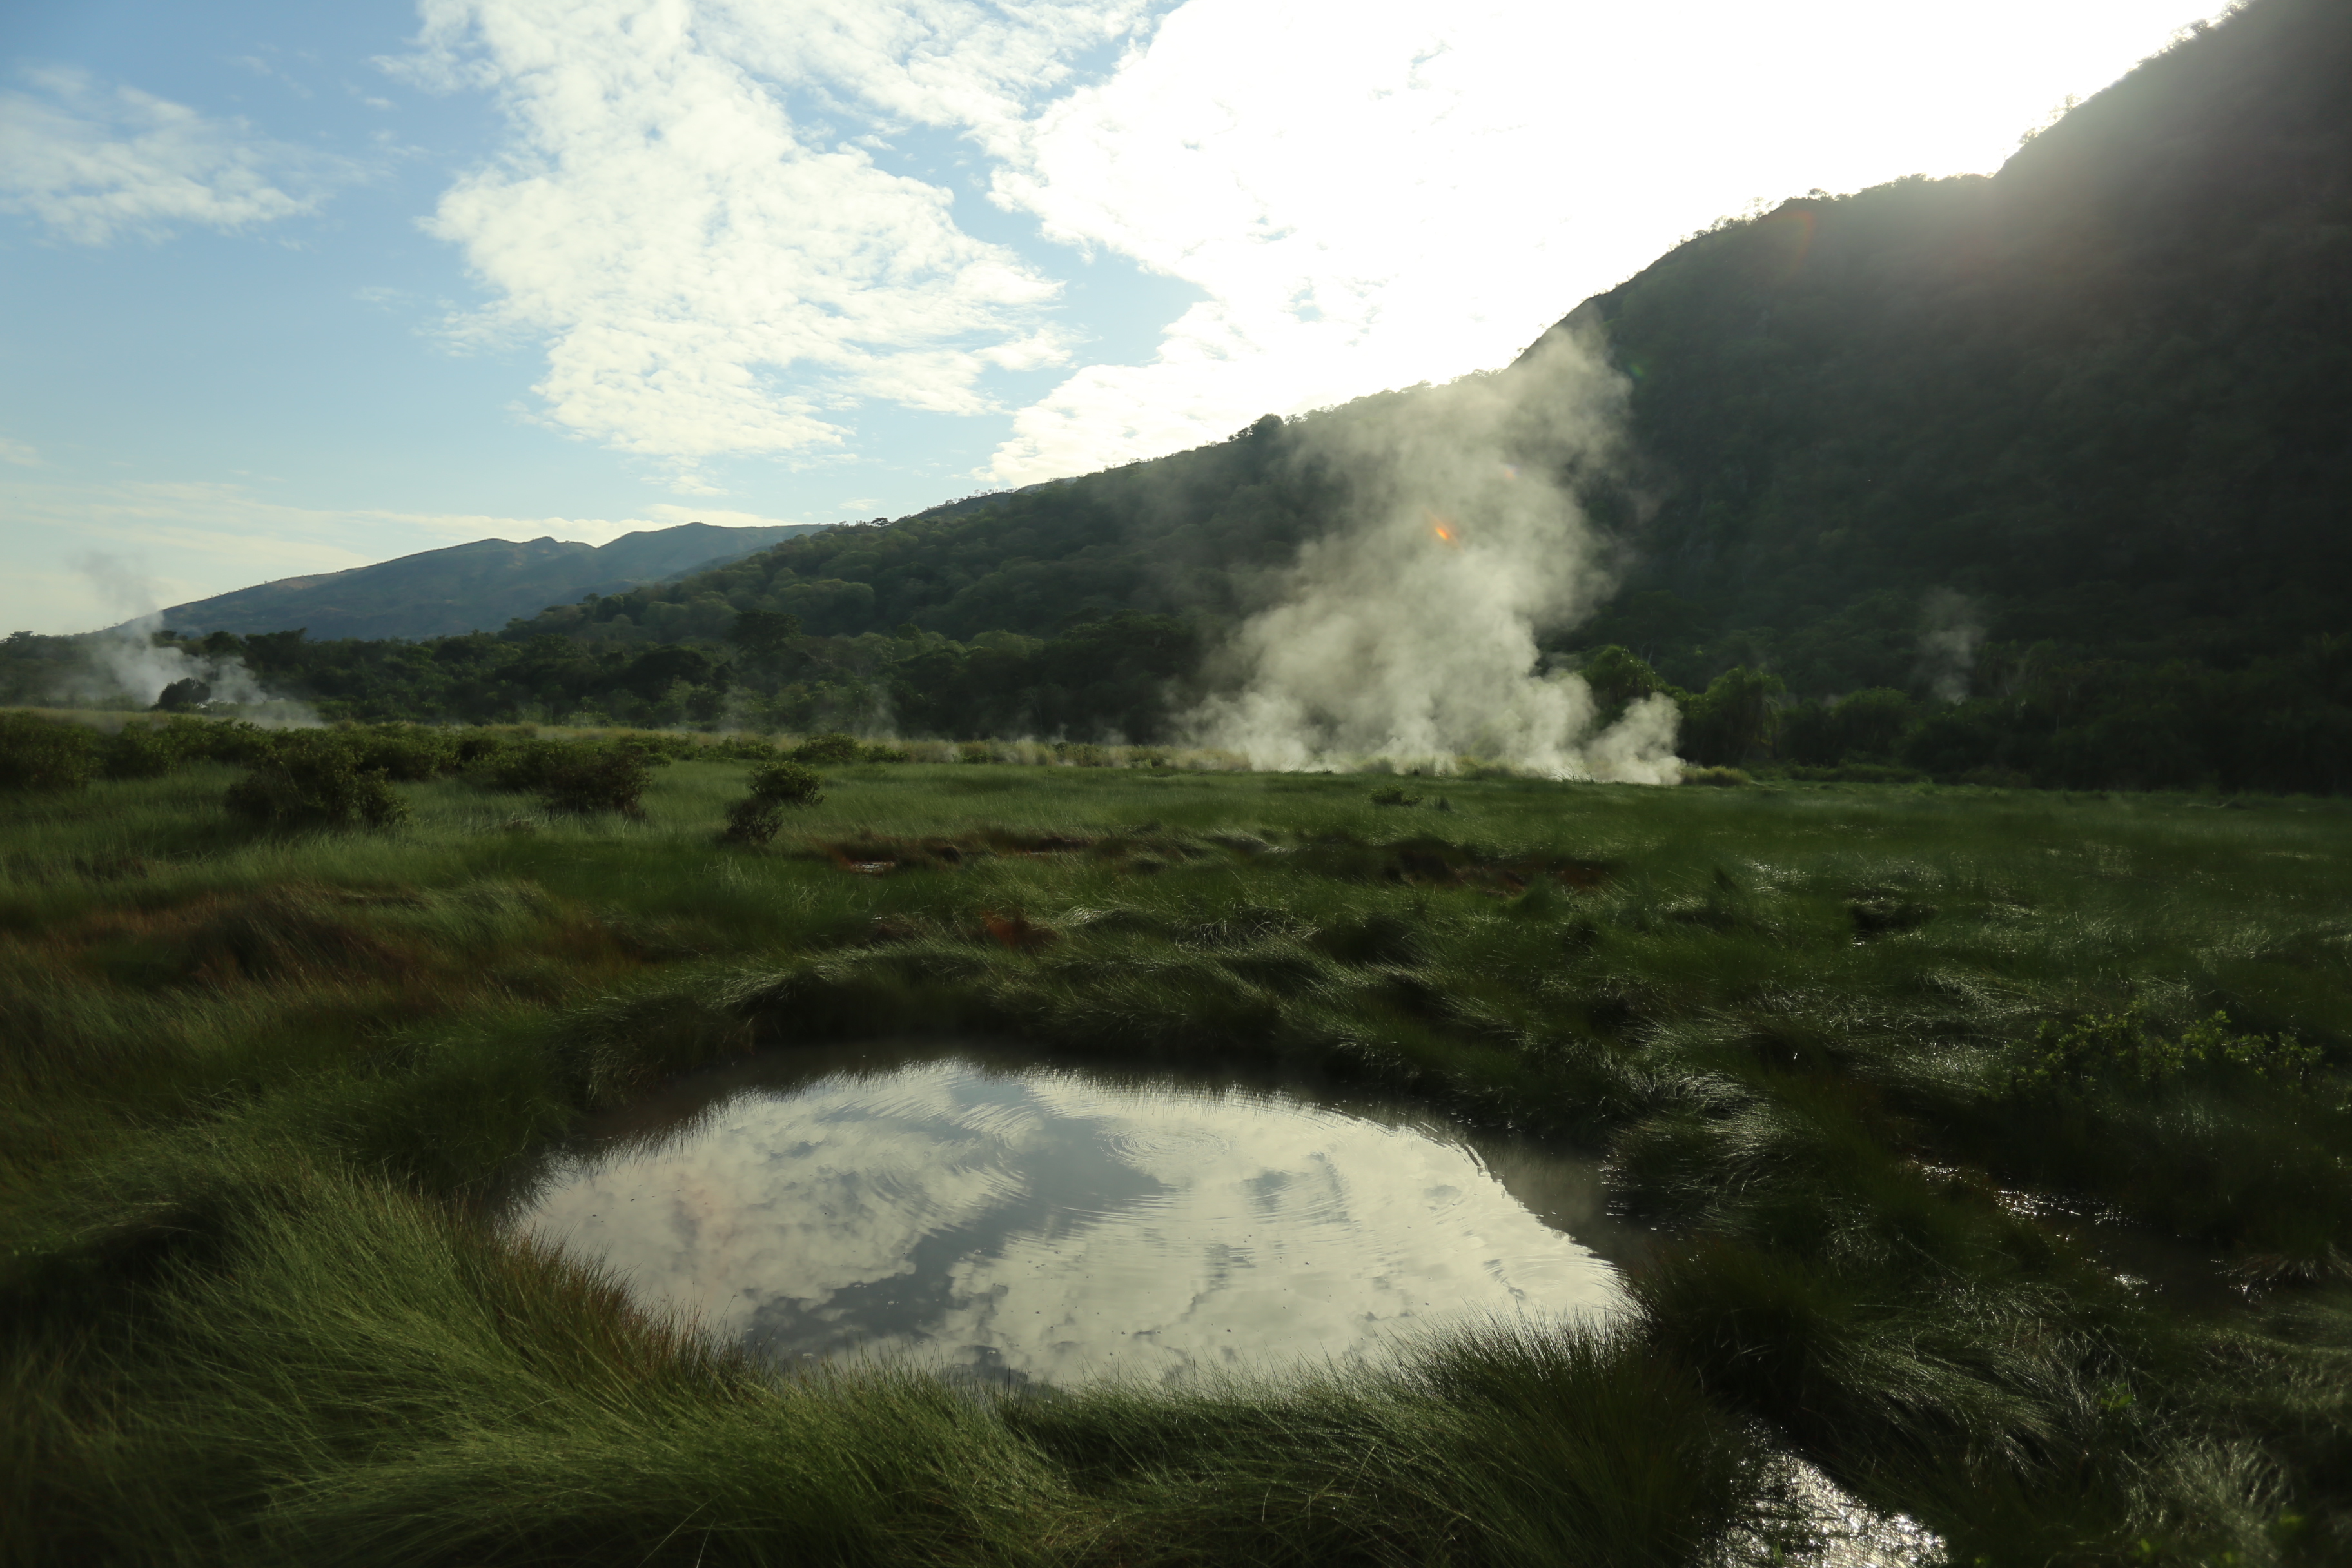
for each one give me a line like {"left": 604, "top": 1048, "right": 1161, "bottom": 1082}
{"left": 5, "top": 759, "right": 2351, "bottom": 1565}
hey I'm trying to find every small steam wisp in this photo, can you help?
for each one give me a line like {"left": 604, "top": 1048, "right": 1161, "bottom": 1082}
{"left": 1917, "top": 589, "right": 1983, "bottom": 703}
{"left": 1187, "top": 329, "right": 1681, "bottom": 783}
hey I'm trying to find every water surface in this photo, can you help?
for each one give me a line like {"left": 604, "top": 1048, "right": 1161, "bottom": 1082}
{"left": 505, "top": 1042, "right": 1640, "bottom": 1385}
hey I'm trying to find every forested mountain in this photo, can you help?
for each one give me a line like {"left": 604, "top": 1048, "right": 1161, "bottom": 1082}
{"left": 1567, "top": 0, "right": 2352, "bottom": 692}
{"left": 153, "top": 522, "right": 830, "bottom": 641}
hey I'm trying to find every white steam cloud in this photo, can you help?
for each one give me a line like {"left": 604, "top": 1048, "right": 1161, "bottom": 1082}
{"left": 61, "top": 553, "right": 315, "bottom": 722}
{"left": 1917, "top": 588, "right": 1983, "bottom": 703}
{"left": 1185, "top": 328, "right": 1681, "bottom": 784}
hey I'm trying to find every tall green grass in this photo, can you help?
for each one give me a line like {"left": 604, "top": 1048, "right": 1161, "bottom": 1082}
{"left": 3, "top": 756, "right": 2349, "bottom": 1563}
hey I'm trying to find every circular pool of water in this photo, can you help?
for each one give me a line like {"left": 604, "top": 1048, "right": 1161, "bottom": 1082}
{"left": 502, "top": 1042, "right": 1640, "bottom": 1386}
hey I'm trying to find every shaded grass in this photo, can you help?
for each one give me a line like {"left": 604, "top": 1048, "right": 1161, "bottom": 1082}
{"left": 3, "top": 759, "right": 2350, "bottom": 1562}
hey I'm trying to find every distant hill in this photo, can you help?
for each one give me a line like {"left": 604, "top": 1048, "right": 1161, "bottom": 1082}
{"left": 154, "top": 522, "right": 830, "bottom": 641}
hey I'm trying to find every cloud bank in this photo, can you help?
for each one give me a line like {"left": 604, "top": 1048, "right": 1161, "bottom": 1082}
{"left": 395, "top": 0, "right": 2229, "bottom": 494}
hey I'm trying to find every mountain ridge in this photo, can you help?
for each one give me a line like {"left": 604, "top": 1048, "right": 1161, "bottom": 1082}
{"left": 152, "top": 521, "right": 832, "bottom": 641}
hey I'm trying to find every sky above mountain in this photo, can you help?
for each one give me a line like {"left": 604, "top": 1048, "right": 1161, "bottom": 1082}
{"left": 2, "top": 0, "right": 2226, "bottom": 634}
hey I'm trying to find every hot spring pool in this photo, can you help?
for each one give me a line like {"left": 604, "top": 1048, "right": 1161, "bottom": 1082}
{"left": 502, "top": 1043, "right": 1641, "bottom": 1386}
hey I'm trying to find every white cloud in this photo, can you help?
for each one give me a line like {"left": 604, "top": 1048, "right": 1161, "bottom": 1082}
{"left": 0, "top": 437, "right": 38, "bottom": 467}
{"left": 400, "top": 0, "right": 1146, "bottom": 485}
{"left": 0, "top": 67, "right": 353, "bottom": 244}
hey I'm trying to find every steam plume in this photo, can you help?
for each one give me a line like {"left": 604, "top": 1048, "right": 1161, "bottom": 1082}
{"left": 62, "top": 552, "right": 314, "bottom": 722}
{"left": 1917, "top": 589, "right": 1983, "bottom": 704}
{"left": 1186, "top": 328, "right": 1680, "bottom": 783}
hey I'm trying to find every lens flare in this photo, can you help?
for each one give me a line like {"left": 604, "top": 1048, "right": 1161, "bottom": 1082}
{"left": 1427, "top": 511, "right": 1460, "bottom": 546}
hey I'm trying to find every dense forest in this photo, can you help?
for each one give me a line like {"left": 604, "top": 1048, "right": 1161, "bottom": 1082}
{"left": 6, "top": 0, "right": 2347, "bottom": 791}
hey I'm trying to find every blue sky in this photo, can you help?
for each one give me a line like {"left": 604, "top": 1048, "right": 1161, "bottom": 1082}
{"left": 1, "top": 0, "right": 2224, "bottom": 634}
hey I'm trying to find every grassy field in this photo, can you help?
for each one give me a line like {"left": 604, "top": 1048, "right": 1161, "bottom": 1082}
{"left": 5, "top": 751, "right": 2350, "bottom": 1565}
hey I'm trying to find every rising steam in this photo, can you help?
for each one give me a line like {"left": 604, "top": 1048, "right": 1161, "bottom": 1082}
{"left": 61, "top": 553, "right": 315, "bottom": 722}
{"left": 1917, "top": 589, "right": 1983, "bottom": 703}
{"left": 1186, "top": 328, "right": 1681, "bottom": 783}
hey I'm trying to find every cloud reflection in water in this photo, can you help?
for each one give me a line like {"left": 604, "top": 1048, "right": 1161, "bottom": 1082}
{"left": 513, "top": 1054, "right": 1625, "bottom": 1384}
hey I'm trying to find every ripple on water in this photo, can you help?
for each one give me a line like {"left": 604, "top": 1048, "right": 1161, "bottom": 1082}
{"left": 507, "top": 1044, "right": 1636, "bottom": 1385}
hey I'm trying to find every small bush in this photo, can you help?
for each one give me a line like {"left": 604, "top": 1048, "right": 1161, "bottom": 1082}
{"left": 790, "top": 732, "right": 863, "bottom": 764}
{"left": 162, "top": 716, "right": 273, "bottom": 764}
{"left": 453, "top": 729, "right": 520, "bottom": 766}
{"left": 1680, "top": 766, "right": 1752, "bottom": 787}
{"left": 480, "top": 737, "right": 665, "bottom": 816}
{"left": 99, "top": 723, "right": 182, "bottom": 780}
{"left": 720, "top": 760, "right": 824, "bottom": 845}
{"left": 2005, "top": 1007, "right": 2322, "bottom": 1097}
{"left": 720, "top": 798, "right": 784, "bottom": 846}
{"left": 0, "top": 712, "right": 98, "bottom": 790}
{"left": 539, "top": 746, "right": 658, "bottom": 817}
{"left": 747, "top": 760, "right": 823, "bottom": 807}
{"left": 224, "top": 733, "right": 409, "bottom": 828}
{"left": 342, "top": 724, "right": 458, "bottom": 781}
{"left": 153, "top": 676, "right": 211, "bottom": 712}
{"left": 860, "top": 743, "right": 910, "bottom": 763}
{"left": 1369, "top": 786, "right": 1422, "bottom": 807}
{"left": 707, "top": 734, "right": 777, "bottom": 761}
{"left": 485, "top": 739, "right": 568, "bottom": 794}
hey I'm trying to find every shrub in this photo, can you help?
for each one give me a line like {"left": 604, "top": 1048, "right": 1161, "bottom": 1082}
{"left": 99, "top": 723, "right": 182, "bottom": 780}
{"left": 860, "top": 743, "right": 911, "bottom": 763}
{"left": 1681, "top": 766, "right": 1752, "bottom": 787}
{"left": 790, "top": 732, "right": 863, "bottom": 764}
{"left": 162, "top": 716, "right": 273, "bottom": 765}
{"left": 224, "top": 733, "right": 410, "bottom": 828}
{"left": 1369, "top": 787, "right": 1422, "bottom": 807}
{"left": 485, "top": 739, "right": 569, "bottom": 795}
{"left": 720, "top": 798, "right": 784, "bottom": 846}
{"left": 539, "top": 745, "right": 658, "bottom": 817}
{"left": 707, "top": 734, "right": 777, "bottom": 761}
{"left": 1580, "top": 645, "right": 1664, "bottom": 724}
{"left": 342, "top": 724, "right": 458, "bottom": 781}
{"left": 2004, "top": 1007, "right": 2322, "bottom": 1097}
{"left": 747, "top": 760, "right": 823, "bottom": 806}
{"left": 0, "top": 712, "right": 98, "bottom": 790}
{"left": 479, "top": 736, "right": 667, "bottom": 816}
{"left": 453, "top": 729, "right": 521, "bottom": 766}
{"left": 720, "top": 760, "right": 824, "bottom": 845}
{"left": 1677, "top": 667, "right": 1785, "bottom": 766}
{"left": 153, "top": 677, "right": 211, "bottom": 712}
